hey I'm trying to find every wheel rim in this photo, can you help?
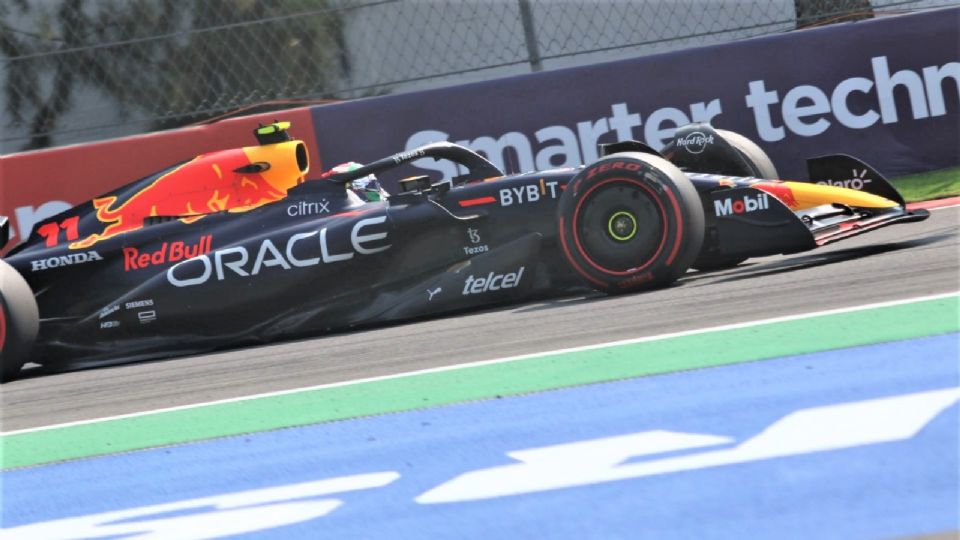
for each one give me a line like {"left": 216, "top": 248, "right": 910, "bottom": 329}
{"left": 575, "top": 180, "right": 664, "bottom": 272}
{"left": 607, "top": 211, "right": 638, "bottom": 241}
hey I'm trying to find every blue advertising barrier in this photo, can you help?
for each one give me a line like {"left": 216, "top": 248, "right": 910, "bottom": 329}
{"left": 310, "top": 8, "right": 959, "bottom": 184}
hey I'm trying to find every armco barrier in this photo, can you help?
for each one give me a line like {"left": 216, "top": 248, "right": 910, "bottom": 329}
{"left": 1, "top": 8, "right": 957, "bottom": 248}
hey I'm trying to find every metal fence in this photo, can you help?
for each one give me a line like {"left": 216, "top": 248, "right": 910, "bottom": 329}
{"left": 1, "top": 0, "right": 955, "bottom": 153}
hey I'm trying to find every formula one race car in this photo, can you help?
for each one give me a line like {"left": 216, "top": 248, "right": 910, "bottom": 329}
{"left": 0, "top": 121, "right": 929, "bottom": 380}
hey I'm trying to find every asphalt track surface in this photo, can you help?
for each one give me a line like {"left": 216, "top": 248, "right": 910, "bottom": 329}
{"left": 2, "top": 205, "right": 957, "bottom": 432}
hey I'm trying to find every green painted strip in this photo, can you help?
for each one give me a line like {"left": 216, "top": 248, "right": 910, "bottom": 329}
{"left": 2, "top": 296, "right": 958, "bottom": 470}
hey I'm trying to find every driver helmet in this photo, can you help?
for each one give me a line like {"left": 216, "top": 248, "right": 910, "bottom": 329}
{"left": 327, "top": 162, "right": 387, "bottom": 202}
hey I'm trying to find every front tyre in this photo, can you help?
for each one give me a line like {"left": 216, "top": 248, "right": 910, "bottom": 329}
{"left": 557, "top": 153, "right": 704, "bottom": 294}
{"left": 714, "top": 129, "right": 778, "bottom": 179}
{"left": 1, "top": 260, "right": 39, "bottom": 382}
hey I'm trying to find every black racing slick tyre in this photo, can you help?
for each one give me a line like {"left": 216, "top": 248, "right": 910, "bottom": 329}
{"left": 663, "top": 124, "right": 778, "bottom": 180}
{"left": 715, "top": 129, "right": 778, "bottom": 179}
{"left": 557, "top": 153, "right": 705, "bottom": 294}
{"left": 1, "top": 260, "right": 39, "bottom": 382}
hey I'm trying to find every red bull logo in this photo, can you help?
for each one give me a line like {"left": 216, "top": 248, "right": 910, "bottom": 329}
{"left": 753, "top": 182, "right": 799, "bottom": 209}
{"left": 70, "top": 141, "right": 308, "bottom": 249}
{"left": 123, "top": 236, "right": 213, "bottom": 272}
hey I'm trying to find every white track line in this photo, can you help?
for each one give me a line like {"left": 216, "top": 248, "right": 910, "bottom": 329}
{"left": 3, "top": 291, "right": 958, "bottom": 437}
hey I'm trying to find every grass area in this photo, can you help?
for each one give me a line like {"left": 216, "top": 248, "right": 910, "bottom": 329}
{"left": 889, "top": 167, "right": 960, "bottom": 203}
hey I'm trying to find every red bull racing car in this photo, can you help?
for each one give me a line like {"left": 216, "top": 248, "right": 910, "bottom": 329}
{"left": 0, "top": 121, "right": 929, "bottom": 381}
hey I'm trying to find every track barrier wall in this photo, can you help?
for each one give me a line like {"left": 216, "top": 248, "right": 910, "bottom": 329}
{"left": 1, "top": 7, "right": 957, "bottom": 247}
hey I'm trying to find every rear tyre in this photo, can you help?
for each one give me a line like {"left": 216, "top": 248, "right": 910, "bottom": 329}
{"left": 557, "top": 153, "right": 704, "bottom": 294}
{"left": 1, "top": 260, "right": 39, "bottom": 382}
